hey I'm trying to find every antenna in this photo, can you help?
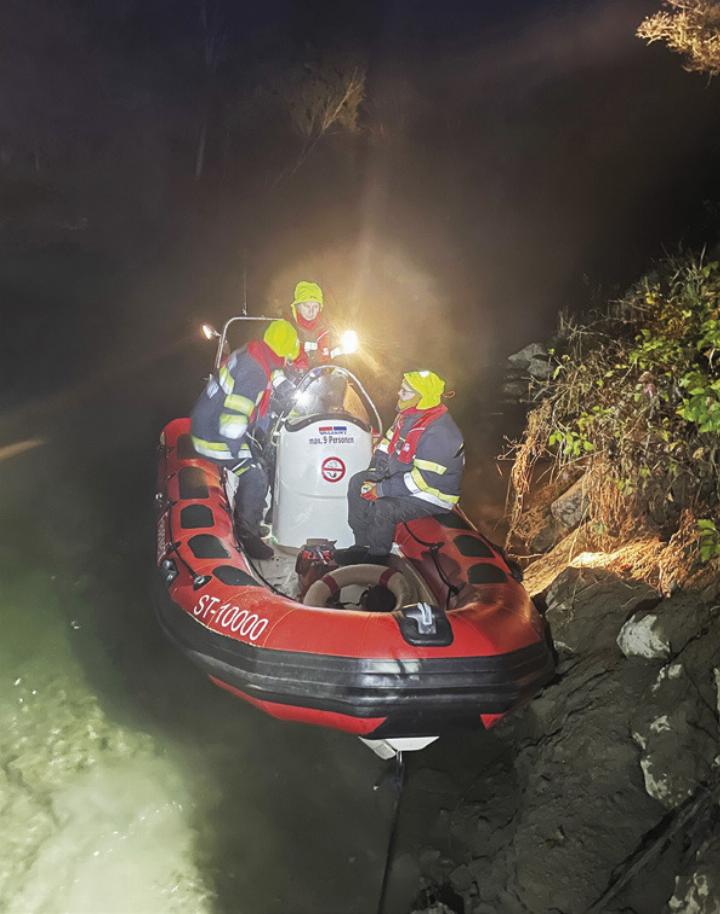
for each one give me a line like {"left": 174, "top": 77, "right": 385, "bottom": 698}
{"left": 242, "top": 250, "right": 248, "bottom": 316}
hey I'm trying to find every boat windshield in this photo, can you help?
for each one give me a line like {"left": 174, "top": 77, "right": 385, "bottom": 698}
{"left": 290, "top": 367, "right": 374, "bottom": 429}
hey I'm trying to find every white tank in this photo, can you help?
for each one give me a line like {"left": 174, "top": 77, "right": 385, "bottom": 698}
{"left": 272, "top": 416, "right": 372, "bottom": 549}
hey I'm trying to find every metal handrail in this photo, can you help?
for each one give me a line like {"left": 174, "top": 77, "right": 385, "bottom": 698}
{"left": 214, "top": 314, "right": 275, "bottom": 373}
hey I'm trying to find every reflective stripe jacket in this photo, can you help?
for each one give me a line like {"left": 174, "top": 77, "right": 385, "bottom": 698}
{"left": 371, "top": 405, "right": 464, "bottom": 508}
{"left": 190, "top": 342, "right": 290, "bottom": 461}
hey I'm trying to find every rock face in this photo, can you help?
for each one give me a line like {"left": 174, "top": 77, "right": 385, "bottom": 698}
{"left": 545, "top": 566, "right": 659, "bottom": 655}
{"left": 618, "top": 612, "right": 671, "bottom": 659}
{"left": 507, "top": 343, "right": 547, "bottom": 368}
{"left": 412, "top": 569, "right": 720, "bottom": 914}
{"left": 668, "top": 837, "right": 720, "bottom": 914}
{"left": 628, "top": 597, "right": 720, "bottom": 811}
{"left": 550, "top": 475, "right": 590, "bottom": 530}
{"left": 502, "top": 342, "right": 550, "bottom": 405}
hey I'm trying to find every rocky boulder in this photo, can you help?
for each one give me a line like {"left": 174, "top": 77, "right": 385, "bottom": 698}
{"left": 500, "top": 378, "right": 530, "bottom": 402}
{"left": 667, "top": 836, "right": 720, "bottom": 914}
{"left": 619, "top": 593, "right": 720, "bottom": 659}
{"left": 631, "top": 659, "right": 717, "bottom": 808}
{"left": 545, "top": 566, "right": 660, "bottom": 656}
{"left": 625, "top": 596, "right": 720, "bottom": 811}
{"left": 527, "top": 356, "right": 552, "bottom": 380}
{"left": 411, "top": 563, "right": 720, "bottom": 914}
{"left": 550, "top": 475, "right": 590, "bottom": 531}
{"left": 507, "top": 343, "right": 547, "bottom": 368}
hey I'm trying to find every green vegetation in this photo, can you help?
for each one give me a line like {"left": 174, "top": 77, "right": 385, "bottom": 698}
{"left": 698, "top": 517, "right": 720, "bottom": 562}
{"left": 510, "top": 254, "right": 720, "bottom": 563}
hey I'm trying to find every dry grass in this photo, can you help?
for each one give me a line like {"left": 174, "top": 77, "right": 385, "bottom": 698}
{"left": 507, "top": 400, "right": 554, "bottom": 536}
{"left": 523, "top": 509, "right": 720, "bottom": 599}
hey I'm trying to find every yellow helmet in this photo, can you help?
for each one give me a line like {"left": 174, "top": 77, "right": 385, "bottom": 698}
{"left": 264, "top": 319, "right": 300, "bottom": 360}
{"left": 403, "top": 370, "right": 446, "bottom": 409}
{"left": 291, "top": 280, "right": 324, "bottom": 320}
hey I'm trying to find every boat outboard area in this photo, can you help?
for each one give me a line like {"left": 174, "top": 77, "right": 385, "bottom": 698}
{"left": 154, "top": 358, "right": 555, "bottom": 758}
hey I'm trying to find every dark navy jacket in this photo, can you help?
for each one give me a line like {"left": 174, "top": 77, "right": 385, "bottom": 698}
{"left": 370, "top": 406, "right": 464, "bottom": 507}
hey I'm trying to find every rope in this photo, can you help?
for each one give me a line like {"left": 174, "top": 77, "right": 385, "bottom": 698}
{"left": 163, "top": 497, "right": 203, "bottom": 582}
{"left": 583, "top": 776, "right": 720, "bottom": 913}
{"left": 242, "top": 550, "right": 293, "bottom": 599}
{"left": 376, "top": 751, "right": 406, "bottom": 914}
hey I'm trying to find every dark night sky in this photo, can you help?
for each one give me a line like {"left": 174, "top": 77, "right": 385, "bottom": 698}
{"left": 2, "top": 0, "right": 720, "bottom": 407}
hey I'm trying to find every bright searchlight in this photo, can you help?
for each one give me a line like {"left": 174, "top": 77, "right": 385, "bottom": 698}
{"left": 341, "top": 330, "right": 359, "bottom": 355}
{"left": 201, "top": 323, "right": 219, "bottom": 340}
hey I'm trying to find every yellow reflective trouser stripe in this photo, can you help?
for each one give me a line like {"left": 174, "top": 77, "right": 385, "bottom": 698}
{"left": 219, "top": 413, "right": 248, "bottom": 438}
{"left": 414, "top": 457, "right": 448, "bottom": 475}
{"left": 219, "top": 365, "right": 234, "bottom": 394}
{"left": 192, "top": 436, "right": 233, "bottom": 459}
{"left": 223, "top": 392, "right": 254, "bottom": 415}
{"left": 408, "top": 466, "right": 459, "bottom": 506}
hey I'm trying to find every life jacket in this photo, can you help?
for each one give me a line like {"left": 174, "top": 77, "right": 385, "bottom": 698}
{"left": 294, "top": 313, "right": 331, "bottom": 366}
{"left": 388, "top": 405, "right": 448, "bottom": 465}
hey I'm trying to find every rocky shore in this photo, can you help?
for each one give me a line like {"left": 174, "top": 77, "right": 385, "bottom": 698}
{"left": 410, "top": 540, "right": 720, "bottom": 914}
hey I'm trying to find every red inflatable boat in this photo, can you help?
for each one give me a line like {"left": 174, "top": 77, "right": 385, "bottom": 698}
{"left": 154, "top": 365, "right": 553, "bottom": 755}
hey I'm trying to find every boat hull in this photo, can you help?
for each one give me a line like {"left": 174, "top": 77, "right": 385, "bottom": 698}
{"left": 155, "top": 418, "right": 554, "bottom": 738}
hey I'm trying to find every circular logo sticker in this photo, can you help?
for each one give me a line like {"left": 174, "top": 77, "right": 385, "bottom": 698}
{"left": 321, "top": 456, "right": 346, "bottom": 483}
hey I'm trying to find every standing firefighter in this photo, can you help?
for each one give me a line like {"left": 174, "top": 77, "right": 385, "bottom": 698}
{"left": 345, "top": 370, "right": 464, "bottom": 561}
{"left": 190, "top": 319, "right": 300, "bottom": 559}
{"left": 290, "top": 280, "right": 334, "bottom": 369}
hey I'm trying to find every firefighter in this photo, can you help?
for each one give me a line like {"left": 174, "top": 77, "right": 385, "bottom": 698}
{"left": 190, "top": 319, "right": 300, "bottom": 559}
{"left": 344, "top": 370, "right": 464, "bottom": 561}
{"left": 289, "top": 280, "right": 335, "bottom": 369}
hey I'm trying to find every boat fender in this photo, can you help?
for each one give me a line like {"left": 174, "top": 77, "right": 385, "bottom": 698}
{"left": 394, "top": 602, "right": 454, "bottom": 647}
{"left": 303, "top": 564, "right": 410, "bottom": 610}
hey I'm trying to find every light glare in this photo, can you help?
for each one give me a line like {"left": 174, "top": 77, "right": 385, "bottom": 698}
{"left": 341, "top": 330, "right": 359, "bottom": 354}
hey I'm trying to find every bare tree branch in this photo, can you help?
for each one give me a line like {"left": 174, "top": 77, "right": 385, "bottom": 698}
{"left": 281, "top": 62, "right": 365, "bottom": 141}
{"left": 270, "top": 60, "right": 365, "bottom": 187}
{"left": 637, "top": 0, "right": 720, "bottom": 77}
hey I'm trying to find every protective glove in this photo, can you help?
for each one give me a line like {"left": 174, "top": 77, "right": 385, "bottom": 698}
{"left": 360, "top": 481, "right": 379, "bottom": 501}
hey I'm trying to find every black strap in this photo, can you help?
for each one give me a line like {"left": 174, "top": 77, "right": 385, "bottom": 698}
{"left": 402, "top": 522, "right": 461, "bottom": 608}
{"left": 376, "top": 752, "right": 406, "bottom": 914}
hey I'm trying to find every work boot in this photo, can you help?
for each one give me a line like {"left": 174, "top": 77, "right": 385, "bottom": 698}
{"left": 240, "top": 533, "right": 274, "bottom": 561}
{"left": 235, "top": 517, "right": 274, "bottom": 560}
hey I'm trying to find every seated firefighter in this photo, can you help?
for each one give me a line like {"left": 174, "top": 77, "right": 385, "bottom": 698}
{"left": 345, "top": 370, "right": 464, "bottom": 562}
{"left": 190, "top": 319, "right": 300, "bottom": 560}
